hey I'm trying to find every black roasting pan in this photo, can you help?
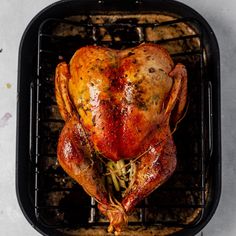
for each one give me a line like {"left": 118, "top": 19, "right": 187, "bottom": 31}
{"left": 16, "top": 0, "right": 221, "bottom": 235}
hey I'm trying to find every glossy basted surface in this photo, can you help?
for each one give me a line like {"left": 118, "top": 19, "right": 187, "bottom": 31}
{"left": 55, "top": 43, "right": 187, "bottom": 234}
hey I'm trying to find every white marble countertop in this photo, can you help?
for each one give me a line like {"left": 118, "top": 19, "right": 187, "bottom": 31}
{"left": 0, "top": 0, "right": 235, "bottom": 235}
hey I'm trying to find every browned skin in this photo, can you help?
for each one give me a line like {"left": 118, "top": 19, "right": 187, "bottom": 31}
{"left": 57, "top": 114, "right": 128, "bottom": 233}
{"left": 122, "top": 64, "right": 187, "bottom": 211}
{"left": 55, "top": 44, "right": 188, "bottom": 234}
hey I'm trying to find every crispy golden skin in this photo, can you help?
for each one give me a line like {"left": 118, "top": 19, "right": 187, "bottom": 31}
{"left": 55, "top": 43, "right": 187, "bottom": 234}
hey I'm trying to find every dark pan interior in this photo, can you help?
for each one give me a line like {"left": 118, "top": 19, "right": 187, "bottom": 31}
{"left": 16, "top": 1, "right": 221, "bottom": 236}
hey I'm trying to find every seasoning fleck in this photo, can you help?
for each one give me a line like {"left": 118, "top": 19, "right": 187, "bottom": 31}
{"left": 149, "top": 67, "right": 156, "bottom": 73}
{"left": 128, "top": 52, "right": 135, "bottom": 56}
{"left": 5, "top": 83, "right": 12, "bottom": 89}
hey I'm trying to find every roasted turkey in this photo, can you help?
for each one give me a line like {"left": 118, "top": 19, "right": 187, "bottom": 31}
{"left": 55, "top": 43, "right": 187, "bottom": 234}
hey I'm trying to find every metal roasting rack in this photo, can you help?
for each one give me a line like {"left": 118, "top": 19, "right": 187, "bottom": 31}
{"left": 31, "top": 15, "right": 211, "bottom": 232}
